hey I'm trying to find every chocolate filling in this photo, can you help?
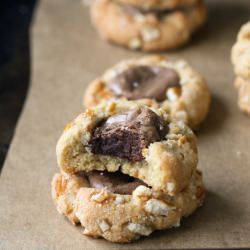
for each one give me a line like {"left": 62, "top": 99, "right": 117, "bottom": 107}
{"left": 108, "top": 66, "right": 180, "bottom": 102}
{"left": 89, "top": 107, "right": 168, "bottom": 161}
{"left": 80, "top": 171, "right": 147, "bottom": 195}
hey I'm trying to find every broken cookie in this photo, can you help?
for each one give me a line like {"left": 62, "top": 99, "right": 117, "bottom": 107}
{"left": 56, "top": 100, "right": 198, "bottom": 195}
{"left": 52, "top": 170, "right": 205, "bottom": 242}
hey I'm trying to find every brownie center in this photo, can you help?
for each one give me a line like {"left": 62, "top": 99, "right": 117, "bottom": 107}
{"left": 108, "top": 66, "right": 180, "bottom": 102}
{"left": 79, "top": 171, "right": 147, "bottom": 195}
{"left": 88, "top": 107, "right": 168, "bottom": 161}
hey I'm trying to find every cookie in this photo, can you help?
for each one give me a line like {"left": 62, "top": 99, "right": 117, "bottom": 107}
{"left": 116, "top": 0, "right": 199, "bottom": 11}
{"left": 231, "top": 21, "right": 250, "bottom": 115}
{"left": 232, "top": 21, "right": 250, "bottom": 80}
{"left": 91, "top": 0, "right": 207, "bottom": 51}
{"left": 56, "top": 100, "right": 198, "bottom": 195}
{"left": 83, "top": 56, "right": 211, "bottom": 129}
{"left": 51, "top": 170, "right": 205, "bottom": 243}
{"left": 234, "top": 77, "right": 250, "bottom": 115}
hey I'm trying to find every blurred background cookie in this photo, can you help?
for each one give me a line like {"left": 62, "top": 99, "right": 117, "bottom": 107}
{"left": 232, "top": 20, "right": 250, "bottom": 116}
{"left": 90, "top": 0, "right": 207, "bottom": 51}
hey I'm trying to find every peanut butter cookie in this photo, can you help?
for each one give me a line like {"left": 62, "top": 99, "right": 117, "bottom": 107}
{"left": 51, "top": 170, "right": 205, "bottom": 242}
{"left": 56, "top": 100, "right": 198, "bottom": 195}
{"left": 91, "top": 0, "right": 207, "bottom": 51}
{"left": 84, "top": 56, "right": 211, "bottom": 129}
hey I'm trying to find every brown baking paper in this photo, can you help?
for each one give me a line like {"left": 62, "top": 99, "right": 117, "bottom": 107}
{"left": 1, "top": 0, "right": 250, "bottom": 249}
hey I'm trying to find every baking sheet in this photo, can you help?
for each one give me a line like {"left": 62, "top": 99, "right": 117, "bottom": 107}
{"left": 0, "top": 0, "right": 250, "bottom": 249}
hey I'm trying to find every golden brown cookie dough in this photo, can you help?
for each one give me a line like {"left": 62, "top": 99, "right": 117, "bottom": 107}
{"left": 56, "top": 100, "right": 198, "bottom": 195}
{"left": 51, "top": 173, "right": 87, "bottom": 224}
{"left": 232, "top": 21, "right": 250, "bottom": 116}
{"left": 51, "top": 170, "right": 205, "bottom": 243}
{"left": 91, "top": 0, "right": 207, "bottom": 51}
{"left": 83, "top": 56, "right": 211, "bottom": 129}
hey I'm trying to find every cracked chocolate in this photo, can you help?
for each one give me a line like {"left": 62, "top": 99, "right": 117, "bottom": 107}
{"left": 89, "top": 107, "right": 168, "bottom": 161}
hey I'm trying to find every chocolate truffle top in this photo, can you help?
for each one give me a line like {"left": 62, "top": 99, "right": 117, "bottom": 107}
{"left": 108, "top": 66, "right": 180, "bottom": 102}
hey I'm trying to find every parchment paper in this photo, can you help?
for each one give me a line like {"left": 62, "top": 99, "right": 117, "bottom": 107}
{"left": 1, "top": 0, "right": 250, "bottom": 249}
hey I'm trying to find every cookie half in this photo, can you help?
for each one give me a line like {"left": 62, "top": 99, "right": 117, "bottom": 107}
{"left": 57, "top": 100, "right": 198, "bottom": 195}
{"left": 91, "top": 0, "right": 207, "bottom": 51}
{"left": 52, "top": 170, "right": 205, "bottom": 243}
{"left": 83, "top": 56, "right": 211, "bottom": 129}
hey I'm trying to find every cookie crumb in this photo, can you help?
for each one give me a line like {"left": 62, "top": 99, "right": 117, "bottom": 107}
{"left": 176, "top": 60, "right": 188, "bottom": 70}
{"left": 173, "top": 219, "right": 181, "bottom": 228}
{"left": 75, "top": 211, "right": 81, "bottom": 219}
{"left": 91, "top": 189, "right": 109, "bottom": 203}
{"left": 103, "top": 69, "right": 118, "bottom": 82}
{"left": 127, "top": 223, "right": 152, "bottom": 236}
{"left": 134, "top": 14, "right": 146, "bottom": 23}
{"left": 133, "top": 185, "right": 152, "bottom": 197}
{"left": 167, "top": 87, "right": 181, "bottom": 101}
{"left": 144, "top": 199, "right": 172, "bottom": 216}
{"left": 129, "top": 38, "right": 142, "bottom": 50}
{"left": 106, "top": 101, "right": 117, "bottom": 112}
{"left": 166, "top": 182, "right": 175, "bottom": 194}
{"left": 99, "top": 220, "right": 110, "bottom": 232}
{"left": 175, "top": 111, "right": 188, "bottom": 123}
{"left": 83, "top": 228, "right": 92, "bottom": 236}
{"left": 114, "top": 196, "right": 125, "bottom": 205}
{"left": 141, "top": 26, "right": 160, "bottom": 42}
